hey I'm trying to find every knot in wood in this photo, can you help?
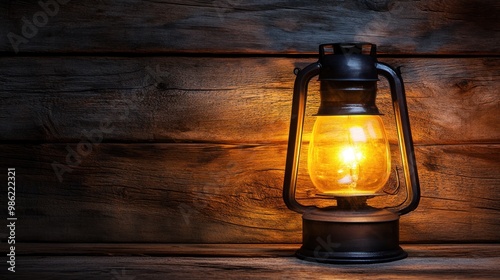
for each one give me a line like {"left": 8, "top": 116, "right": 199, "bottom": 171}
{"left": 455, "top": 79, "right": 475, "bottom": 93}
{"left": 156, "top": 82, "right": 168, "bottom": 90}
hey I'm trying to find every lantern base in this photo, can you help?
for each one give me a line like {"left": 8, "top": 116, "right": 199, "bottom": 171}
{"left": 296, "top": 207, "right": 407, "bottom": 264}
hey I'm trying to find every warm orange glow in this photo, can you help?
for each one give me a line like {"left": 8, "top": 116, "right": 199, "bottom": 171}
{"left": 308, "top": 115, "right": 391, "bottom": 196}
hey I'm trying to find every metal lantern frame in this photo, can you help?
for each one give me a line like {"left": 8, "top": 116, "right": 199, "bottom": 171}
{"left": 283, "top": 43, "right": 420, "bottom": 264}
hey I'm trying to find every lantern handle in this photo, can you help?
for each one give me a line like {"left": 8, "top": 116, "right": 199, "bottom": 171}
{"left": 283, "top": 62, "right": 321, "bottom": 214}
{"left": 376, "top": 62, "right": 421, "bottom": 216}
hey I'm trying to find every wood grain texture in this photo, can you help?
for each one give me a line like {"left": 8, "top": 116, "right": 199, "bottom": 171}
{"left": 0, "top": 0, "right": 498, "bottom": 248}
{"left": 0, "top": 57, "right": 498, "bottom": 144}
{"left": 18, "top": 243, "right": 299, "bottom": 257}
{"left": 1, "top": 143, "right": 498, "bottom": 243}
{"left": 13, "top": 245, "right": 500, "bottom": 280}
{"left": 16, "top": 243, "right": 500, "bottom": 258}
{"left": 0, "top": 0, "right": 499, "bottom": 54}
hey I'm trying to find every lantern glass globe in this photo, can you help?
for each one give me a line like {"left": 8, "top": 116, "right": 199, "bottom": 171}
{"left": 308, "top": 115, "right": 391, "bottom": 197}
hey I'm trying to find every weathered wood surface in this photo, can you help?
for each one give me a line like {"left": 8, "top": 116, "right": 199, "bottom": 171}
{"left": 17, "top": 243, "right": 300, "bottom": 257}
{"left": 0, "top": 57, "right": 498, "bottom": 144}
{"left": 1, "top": 0, "right": 499, "bottom": 54}
{"left": 0, "top": 0, "right": 498, "bottom": 248}
{"left": 13, "top": 245, "right": 500, "bottom": 280}
{"left": 1, "top": 143, "right": 498, "bottom": 243}
{"left": 16, "top": 243, "right": 500, "bottom": 258}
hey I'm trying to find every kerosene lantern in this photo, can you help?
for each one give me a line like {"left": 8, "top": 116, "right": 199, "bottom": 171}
{"left": 283, "top": 43, "right": 420, "bottom": 264}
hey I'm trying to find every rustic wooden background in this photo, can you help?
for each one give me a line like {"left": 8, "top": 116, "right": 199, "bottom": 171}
{"left": 0, "top": 0, "right": 498, "bottom": 244}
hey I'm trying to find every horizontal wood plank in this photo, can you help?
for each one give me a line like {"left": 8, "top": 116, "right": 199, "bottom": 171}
{"left": 1, "top": 143, "right": 498, "bottom": 243}
{"left": 17, "top": 243, "right": 299, "bottom": 257}
{"left": 0, "top": 0, "right": 499, "bottom": 54}
{"left": 0, "top": 57, "right": 498, "bottom": 144}
{"left": 13, "top": 245, "right": 500, "bottom": 280}
{"left": 16, "top": 243, "right": 500, "bottom": 258}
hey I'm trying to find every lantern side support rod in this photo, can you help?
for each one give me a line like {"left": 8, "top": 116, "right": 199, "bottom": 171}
{"left": 376, "top": 62, "right": 421, "bottom": 216}
{"left": 283, "top": 62, "right": 321, "bottom": 214}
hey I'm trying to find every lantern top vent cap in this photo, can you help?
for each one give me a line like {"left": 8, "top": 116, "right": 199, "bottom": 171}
{"left": 318, "top": 43, "right": 379, "bottom": 82}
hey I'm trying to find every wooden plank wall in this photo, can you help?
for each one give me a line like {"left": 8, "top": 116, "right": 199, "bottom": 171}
{"left": 0, "top": 0, "right": 499, "bottom": 243}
